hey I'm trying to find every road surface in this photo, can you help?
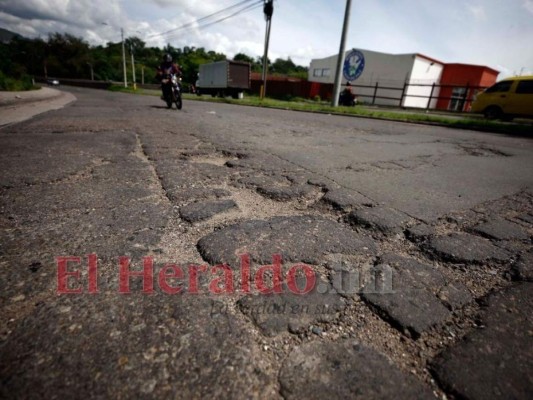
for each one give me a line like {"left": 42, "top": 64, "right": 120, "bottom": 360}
{"left": 1, "top": 87, "right": 532, "bottom": 399}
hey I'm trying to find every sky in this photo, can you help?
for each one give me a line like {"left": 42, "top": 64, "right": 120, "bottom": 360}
{"left": 1, "top": 0, "right": 532, "bottom": 79}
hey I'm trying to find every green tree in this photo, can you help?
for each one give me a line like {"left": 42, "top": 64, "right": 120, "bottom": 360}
{"left": 0, "top": 33, "right": 308, "bottom": 86}
{"left": 233, "top": 53, "right": 255, "bottom": 64}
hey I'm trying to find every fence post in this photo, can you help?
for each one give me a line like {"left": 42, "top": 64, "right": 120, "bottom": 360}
{"left": 426, "top": 82, "right": 435, "bottom": 110}
{"left": 372, "top": 82, "right": 378, "bottom": 105}
{"left": 400, "top": 82, "right": 408, "bottom": 107}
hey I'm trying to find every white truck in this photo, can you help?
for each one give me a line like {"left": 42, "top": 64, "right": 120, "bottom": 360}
{"left": 197, "top": 60, "right": 251, "bottom": 98}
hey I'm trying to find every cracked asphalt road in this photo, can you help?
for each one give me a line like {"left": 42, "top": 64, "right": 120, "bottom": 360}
{"left": 1, "top": 87, "right": 532, "bottom": 399}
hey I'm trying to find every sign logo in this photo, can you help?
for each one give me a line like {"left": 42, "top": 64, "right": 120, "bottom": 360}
{"left": 343, "top": 49, "right": 365, "bottom": 81}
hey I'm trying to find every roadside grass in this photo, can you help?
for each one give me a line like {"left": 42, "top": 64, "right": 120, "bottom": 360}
{"left": 109, "top": 85, "right": 533, "bottom": 136}
{"left": 0, "top": 72, "right": 39, "bottom": 91}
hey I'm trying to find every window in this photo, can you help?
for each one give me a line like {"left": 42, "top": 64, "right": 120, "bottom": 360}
{"left": 449, "top": 87, "right": 468, "bottom": 111}
{"left": 313, "top": 68, "right": 331, "bottom": 78}
{"left": 485, "top": 81, "right": 512, "bottom": 93}
{"left": 516, "top": 80, "right": 533, "bottom": 94}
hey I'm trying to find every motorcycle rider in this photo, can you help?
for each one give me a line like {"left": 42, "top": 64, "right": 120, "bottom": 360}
{"left": 339, "top": 82, "right": 357, "bottom": 106}
{"left": 156, "top": 54, "right": 182, "bottom": 98}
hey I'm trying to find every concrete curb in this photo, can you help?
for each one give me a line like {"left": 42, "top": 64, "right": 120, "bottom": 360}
{"left": 0, "top": 87, "right": 64, "bottom": 107}
{"left": 0, "top": 87, "right": 76, "bottom": 127}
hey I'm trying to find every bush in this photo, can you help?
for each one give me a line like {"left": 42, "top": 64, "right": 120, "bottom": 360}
{"left": 313, "top": 95, "right": 321, "bottom": 102}
{"left": 0, "top": 71, "right": 36, "bottom": 91}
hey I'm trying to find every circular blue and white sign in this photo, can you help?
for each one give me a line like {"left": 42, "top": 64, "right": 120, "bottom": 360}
{"left": 343, "top": 49, "right": 365, "bottom": 81}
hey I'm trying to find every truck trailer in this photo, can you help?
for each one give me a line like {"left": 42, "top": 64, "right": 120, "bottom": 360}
{"left": 197, "top": 60, "right": 251, "bottom": 98}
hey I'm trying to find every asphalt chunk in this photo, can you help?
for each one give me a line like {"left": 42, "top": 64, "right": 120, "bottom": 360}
{"left": 197, "top": 215, "right": 377, "bottom": 267}
{"left": 180, "top": 199, "right": 237, "bottom": 223}
{"left": 279, "top": 340, "right": 436, "bottom": 399}
{"left": 425, "top": 232, "right": 512, "bottom": 264}
{"left": 511, "top": 252, "right": 533, "bottom": 281}
{"left": 238, "top": 278, "right": 345, "bottom": 336}
{"left": 361, "top": 254, "right": 471, "bottom": 338}
{"left": 471, "top": 217, "right": 530, "bottom": 241}
{"left": 348, "top": 207, "right": 412, "bottom": 235}
{"left": 431, "top": 283, "right": 533, "bottom": 400}
{"left": 321, "top": 188, "right": 373, "bottom": 212}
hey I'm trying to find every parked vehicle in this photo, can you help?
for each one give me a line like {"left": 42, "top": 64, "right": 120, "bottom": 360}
{"left": 471, "top": 75, "right": 533, "bottom": 121}
{"left": 161, "top": 73, "right": 182, "bottom": 110}
{"left": 197, "top": 60, "right": 250, "bottom": 98}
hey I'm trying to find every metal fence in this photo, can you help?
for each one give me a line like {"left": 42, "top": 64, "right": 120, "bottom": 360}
{"left": 249, "top": 77, "right": 489, "bottom": 112}
{"left": 346, "top": 81, "right": 488, "bottom": 112}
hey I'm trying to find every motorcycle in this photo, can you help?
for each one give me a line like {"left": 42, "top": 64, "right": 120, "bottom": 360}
{"left": 161, "top": 73, "right": 182, "bottom": 110}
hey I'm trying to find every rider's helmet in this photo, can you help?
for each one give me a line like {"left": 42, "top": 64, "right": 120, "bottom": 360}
{"left": 163, "top": 54, "right": 172, "bottom": 63}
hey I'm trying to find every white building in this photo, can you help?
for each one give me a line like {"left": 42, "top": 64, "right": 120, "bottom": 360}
{"left": 309, "top": 48, "right": 444, "bottom": 108}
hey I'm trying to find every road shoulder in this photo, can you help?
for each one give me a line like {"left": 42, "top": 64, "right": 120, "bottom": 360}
{"left": 0, "top": 87, "right": 76, "bottom": 127}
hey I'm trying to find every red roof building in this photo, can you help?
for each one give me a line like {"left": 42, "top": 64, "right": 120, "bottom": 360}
{"left": 436, "top": 64, "right": 499, "bottom": 111}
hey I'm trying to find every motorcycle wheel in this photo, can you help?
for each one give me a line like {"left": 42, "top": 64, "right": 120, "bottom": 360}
{"left": 175, "top": 95, "right": 182, "bottom": 110}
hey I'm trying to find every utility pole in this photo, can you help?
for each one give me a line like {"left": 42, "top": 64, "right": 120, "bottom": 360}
{"left": 332, "top": 0, "right": 352, "bottom": 107}
{"left": 121, "top": 28, "right": 127, "bottom": 88}
{"left": 261, "top": 0, "right": 274, "bottom": 99}
{"left": 130, "top": 45, "right": 136, "bottom": 90}
{"left": 87, "top": 63, "right": 94, "bottom": 80}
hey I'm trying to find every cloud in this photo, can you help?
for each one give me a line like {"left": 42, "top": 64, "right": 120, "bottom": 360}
{"left": 524, "top": 0, "right": 533, "bottom": 14}
{"left": 0, "top": 0, "right": 69, "bottom": 23}
{"left": 0, "top": 0, "right": 123, "bottom": 33}
{"left": 0, "top": 0, "right": 531, "bottom": 73}
{"left": 467, "top": 5, "right": 487, "bottom": 21}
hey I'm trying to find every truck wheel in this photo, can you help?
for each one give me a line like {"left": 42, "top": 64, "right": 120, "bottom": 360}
{"left": 484, "top": 106, "right": 502, "bottom": 120}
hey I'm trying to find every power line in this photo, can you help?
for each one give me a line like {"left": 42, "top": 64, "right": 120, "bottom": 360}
{"left": 148, "top": 0, "right": 261, "bottom": 40}
{"left": 187, "top": 1, "right": 263, "bottom": 33}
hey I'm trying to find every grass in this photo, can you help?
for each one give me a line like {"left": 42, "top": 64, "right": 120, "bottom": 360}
{"left": 109, "top": 85, "right": 533, "bottom": 136}
{"left": 0, "top": 72, "right": 39, "bottom": 91}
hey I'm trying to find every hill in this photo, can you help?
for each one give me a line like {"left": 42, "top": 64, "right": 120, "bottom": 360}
{"left": 0, "top": 27, "right": 22, "bottom": 43}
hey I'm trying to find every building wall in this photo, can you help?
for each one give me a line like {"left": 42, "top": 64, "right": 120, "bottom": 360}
{"left": 353, "top": 51, "right": 415, "bottom": 107}
{"left": 436, "top": 64, "right": 499, "bottom": 111}
{"left": 308, "top": 49, "right": 499, "bottom": 110}
{"left": 309, "top": 49, "right": 415, "bottom": 86}
{"left": 403, "top": 56, "right": 444, "bottom": 108}
{"left": 309, "top": 49, "right": 445, "bottom": 107}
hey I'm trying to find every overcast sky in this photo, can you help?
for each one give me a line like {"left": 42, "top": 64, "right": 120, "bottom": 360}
{"left": 1, "top": 0, "right": 532, "bottom": 79}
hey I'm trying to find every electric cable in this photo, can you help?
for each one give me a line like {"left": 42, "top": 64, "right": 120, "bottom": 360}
{"left": 148, "top": 0, "right": 262, "bottom": 39}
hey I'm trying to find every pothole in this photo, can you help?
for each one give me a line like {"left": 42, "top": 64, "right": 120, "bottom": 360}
{"left": 186, "top": 155, "right": 237, "bottom": 166}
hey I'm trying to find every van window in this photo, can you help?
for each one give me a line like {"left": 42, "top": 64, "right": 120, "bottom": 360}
{"left": 485, "top": 81, "right": 512, "bottom": 93}
{"left": 516, "top": 80, "right": 533, "bottom": 94}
